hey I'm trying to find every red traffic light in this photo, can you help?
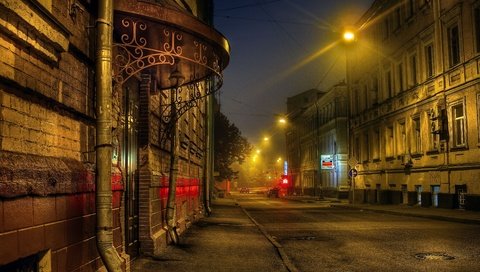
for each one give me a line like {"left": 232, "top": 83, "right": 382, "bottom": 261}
{"left": 281, "top": 175, "right": 289, "bottom": 185}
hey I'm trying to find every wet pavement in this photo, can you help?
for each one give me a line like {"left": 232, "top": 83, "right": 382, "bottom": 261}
{"left": 131, "top": 195, "right": 480, "bottom": 271}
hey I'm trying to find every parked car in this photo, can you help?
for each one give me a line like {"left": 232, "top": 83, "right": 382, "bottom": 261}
{"left": 266, "top": 187, "right": 279, "bottom": 198}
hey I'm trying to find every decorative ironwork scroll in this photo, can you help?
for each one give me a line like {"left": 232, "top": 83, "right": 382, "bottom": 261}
{"left": 113, "top": 16, "right": 223, "bottom": 91}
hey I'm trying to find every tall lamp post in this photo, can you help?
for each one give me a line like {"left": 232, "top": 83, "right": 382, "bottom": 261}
{"left": 343, "top": 29, "right": 356, "bottom": 204}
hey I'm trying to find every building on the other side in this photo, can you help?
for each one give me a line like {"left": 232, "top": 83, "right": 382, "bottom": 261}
{"left": 347, "top": 0, "right": 480, "bottom": 210}
{"left": 285, "top": 83, "right": 349, "bottom": 198}
{"left": 315, "top": 82, "right": 349, "bottom": 198}
{"left": 0, "top": 0, "right": 229, "bottom": 271}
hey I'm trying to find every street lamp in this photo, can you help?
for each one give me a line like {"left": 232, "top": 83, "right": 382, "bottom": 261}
{"left": 343, "top": 30, "right": 356, "bottom": 43}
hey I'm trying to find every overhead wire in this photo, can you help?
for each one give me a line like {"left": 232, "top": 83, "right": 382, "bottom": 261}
{"left": 315, "top": 54, "right": 341, "bottom": 88}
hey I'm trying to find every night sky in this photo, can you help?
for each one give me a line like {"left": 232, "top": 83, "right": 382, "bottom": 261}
{"left": 213, "top": 0, "right": 374, "bottom": 146}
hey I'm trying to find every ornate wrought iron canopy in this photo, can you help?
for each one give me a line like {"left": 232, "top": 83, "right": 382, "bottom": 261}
{"left": 113, "top": 3, "right": 230, "bottom": 93}
{"left": 112, "top": 2, "right": 230, "bottom": 145}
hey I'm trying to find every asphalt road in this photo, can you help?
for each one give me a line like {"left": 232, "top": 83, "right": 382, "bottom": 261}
{"left": 237, "top": 193, "right": 480, "bottom": 272}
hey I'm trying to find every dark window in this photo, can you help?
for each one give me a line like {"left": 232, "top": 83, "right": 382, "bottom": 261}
{"left": 475, "top": 7, "right": 480, "bottom": 53}
{"left": 394, "top": 8, "right": 401, "bottom": 30}
{"left": 384, "top": 19, "right": 390, "bottom": 38}
{"left": 413, "top": 117, "right": 421, "bottom": 153}
{"left": 448, "top": 24, "right": 460, "bottom": 67}
{"left": 425, "top": 44, "right": 434, "bottom": 78}
{"left": 398, "top": 63, "right": 404, "bottom": 92}
{"left": 407, "top": 0, "right": 415, "bottom": 18}
{"left": 371, "top": 75, "right": 378, "bottom": 104}
{"left": 410, "top": 54, "right": 417, "bottom": 85}
{"left": 387, "top": 71, "right": 393, "bottom": 98}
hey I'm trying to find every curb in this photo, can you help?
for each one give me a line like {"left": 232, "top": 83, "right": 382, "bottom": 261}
{"left": 237, "top": 202, "right": 299, "bottom": 272}
{"left": 331, "top": 204, "right": 480, "bottom": 225}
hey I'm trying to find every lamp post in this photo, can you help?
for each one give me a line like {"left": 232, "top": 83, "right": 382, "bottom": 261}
{"left": 343, "top": 29, "right": 356, "bottom": 204}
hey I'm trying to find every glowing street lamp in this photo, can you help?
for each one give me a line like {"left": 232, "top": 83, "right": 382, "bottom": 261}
{"left": 343, "top": 30, "right": 356, "bottom": 43}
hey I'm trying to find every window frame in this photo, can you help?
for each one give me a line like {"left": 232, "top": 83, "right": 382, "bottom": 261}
{"left": 447, "top": 23, "right": 461, "bottom": 67}
{"left": 409, "top": 53, "right": 418, "bottom": 87}
{"left": 385, "top": 70, "right": 393, "bottom": 98}
{"left": 397, "top": 119, "right": 407, "bottom": 156}
{"left": 412, "top": 115, "right": 422, "bottom": 155}
{"left": 474, "top": 6, "right": 480, "bottom": 53}
{"left": 427, "top": 110, "right": 439, "bottom": 152}
{"left": 451, "top": 100, "right": 467, "bottom": 148}
{"left": 397, "top": 62, "right": 404, "bottom": 93}
{"left": 386, "top": 125, "right": 394, "bottom": 158}
{"left": 425, "top": 43, "right": 435, "bottom": 79}
{"left": 373, "top": 128, "right": 380, "bottom": 160}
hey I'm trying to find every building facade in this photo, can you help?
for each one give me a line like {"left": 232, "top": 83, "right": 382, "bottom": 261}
{"left": 347, "top": 0, "right": 480, "bottom": 210}
{"left": 285, "top": 83, "right": 349, "bottom": 197}
{"left": 0, "top": 0, "right": 229, "bottom": 271}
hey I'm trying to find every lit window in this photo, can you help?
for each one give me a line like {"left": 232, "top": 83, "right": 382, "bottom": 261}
{"left": 452, "top": 102, "right": 466, "bottom": 147}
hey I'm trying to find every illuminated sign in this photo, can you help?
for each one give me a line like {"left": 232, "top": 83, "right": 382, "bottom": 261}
{"left": 321, "top": 155, "right": 334, "bottom": 170}
{"left": 284, "top": 161, "right": 288, "bottom": 175}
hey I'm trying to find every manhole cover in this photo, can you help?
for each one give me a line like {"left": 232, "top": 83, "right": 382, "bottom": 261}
{"left": 414, "top": 252, "right": 455, "bottom": 260}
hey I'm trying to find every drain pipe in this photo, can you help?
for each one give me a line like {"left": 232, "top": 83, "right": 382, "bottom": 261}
{"left": 165, "top": 69, "right": 184, "bottom": 244}
{"left": 95, "top": 0, "right": 125, "bottom": 271}
{"left": 206, "top": 91, "right": 214, "bottom": 214}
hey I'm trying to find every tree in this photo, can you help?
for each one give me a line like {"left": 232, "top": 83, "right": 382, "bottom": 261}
{"left": 214, "top": 110, "right": 251, "bottom": 182}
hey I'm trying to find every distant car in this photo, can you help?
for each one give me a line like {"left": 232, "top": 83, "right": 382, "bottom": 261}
{"left": 239, "top": 187, "right": 250, "bottom": 193}
{"left": 267, "top": 187, "right": 279, "bottom": 198}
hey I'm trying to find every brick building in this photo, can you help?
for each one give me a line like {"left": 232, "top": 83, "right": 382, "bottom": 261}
{"left": 347, "top": 0, "right": 480, "bottom": 210}
{"left": 0, "top": 0, "right": 229, "bottom": 271}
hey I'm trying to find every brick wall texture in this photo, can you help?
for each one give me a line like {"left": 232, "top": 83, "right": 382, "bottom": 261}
{"left": 1, "top": 0, "right": 210, "bottom": 271}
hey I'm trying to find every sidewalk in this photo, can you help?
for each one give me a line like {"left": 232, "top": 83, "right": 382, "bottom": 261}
{"left": 131, "top": 198, "right": 288, "bottom": 272}
{"left": 284, "top": 194, "right": 480, "bottom": 225}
